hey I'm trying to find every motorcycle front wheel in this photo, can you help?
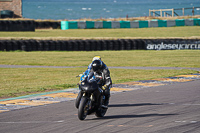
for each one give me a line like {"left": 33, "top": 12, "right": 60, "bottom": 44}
{"left": 75, "top": 91, "right": 82, "bottom": 109}
{"left": 78, "top": 96, "right": 89, "bottom": 120}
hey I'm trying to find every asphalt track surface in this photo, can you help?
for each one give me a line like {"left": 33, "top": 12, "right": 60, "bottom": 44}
{"left": 0, "top": 79, "right": 199, "bottom": 133}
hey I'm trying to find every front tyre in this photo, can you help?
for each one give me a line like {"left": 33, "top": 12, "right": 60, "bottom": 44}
{"left": 75, "top": 91, "right": 82, "bottom": 109}
{"left": 78, "top": 96, "right": 88, "bottom": 120}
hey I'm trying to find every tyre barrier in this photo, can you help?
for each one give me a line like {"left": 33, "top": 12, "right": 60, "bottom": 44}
{"left": 0, "top": 20, "right": 35, "bottom": 31}
{"left": 0, "top": 39, "right": 200, "bottom": 51}
{"left": 35, "top": 21, "right": 61, "bottom": 29}
{"left": 0, "top": 20, "right": 61, "bottom": 31}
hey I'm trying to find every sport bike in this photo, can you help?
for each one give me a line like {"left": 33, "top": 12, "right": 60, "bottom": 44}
{"left": 75, "top": 72, "right": 107, "bottom": 120}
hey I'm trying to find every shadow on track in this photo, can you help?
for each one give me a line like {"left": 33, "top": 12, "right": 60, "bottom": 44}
{"left": 108, "top": 103, "right": 163, "bottom": 107}
{"left": 96, "top": 113, "right": 178, "bottom": 120}
{"left": 90, "top": 103, "right": 178, "bottom": 120}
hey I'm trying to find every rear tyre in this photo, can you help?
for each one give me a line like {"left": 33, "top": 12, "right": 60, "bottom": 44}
{"left": 78, "top": 96, "right": 88, "bottom": 120}
{"left": 95, "top": 96, "right": 107, "bottom": 118}
{"left": 95, "top": 108, "right": 107, "bottom": 118}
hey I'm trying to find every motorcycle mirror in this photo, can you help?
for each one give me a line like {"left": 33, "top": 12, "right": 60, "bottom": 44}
{"left": 76, "top": 74, "right": 83, "bottom": 77}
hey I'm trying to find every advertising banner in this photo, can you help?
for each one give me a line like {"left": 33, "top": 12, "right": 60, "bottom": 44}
{"left": 146, "top": 40, "right": 200, "bottom": 50}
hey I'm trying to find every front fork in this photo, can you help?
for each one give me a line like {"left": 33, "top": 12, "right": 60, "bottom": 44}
{"left": 82, "top": 93, "right": 93, "bottom": 110}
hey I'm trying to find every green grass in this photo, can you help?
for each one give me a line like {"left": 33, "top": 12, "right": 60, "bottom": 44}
{"left": 0, "top": 50, "right": 199, "bottom": 98}
{"left": 0, "top": 26, "right": 200, "bottom": 38}
{"left": 0, "top": 67, "right": 196, "bottom": 98}
{"left": 0, "top": 67, "right": 83, "bottom": 98}
{"left": 0, "top": 50, "right": 200, "bottom": 68}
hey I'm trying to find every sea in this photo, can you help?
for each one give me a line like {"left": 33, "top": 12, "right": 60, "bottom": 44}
{"left": 22, "top": 0, "right": 200, "bottom": 20}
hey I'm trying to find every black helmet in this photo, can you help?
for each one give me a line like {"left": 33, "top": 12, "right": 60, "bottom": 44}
{"left": 92, "top": 60, "right": 102, "bottom": 72}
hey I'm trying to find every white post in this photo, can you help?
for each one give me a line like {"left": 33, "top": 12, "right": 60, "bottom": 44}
{"left": 160, "top": 9, "right": 162, "bottom": 17}
{"left": 149, "top": 9, "right": 151, "bottom": 16}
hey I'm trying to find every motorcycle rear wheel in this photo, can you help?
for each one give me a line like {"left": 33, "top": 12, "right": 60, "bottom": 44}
{"left": 78, "top": 96, "right": 88, "bottom": 120}
{"left": 95, "top": 97, "right": 107, "bottom": 117}
{"left": 95, "top": 107, "right": 107, "bottom": 118}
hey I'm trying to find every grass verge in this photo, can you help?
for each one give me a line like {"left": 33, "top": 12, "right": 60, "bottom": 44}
{"left": 0, "top": 26, "right": 200, "bottom": 39}
{"left": 0, "top": 50, "right": 199, "bottom": 99}
{"left": 0, "top": 50, "right": 200, "bottom": 68}
{"left": 0, "top": 67, "right": 197, "bottom": 98}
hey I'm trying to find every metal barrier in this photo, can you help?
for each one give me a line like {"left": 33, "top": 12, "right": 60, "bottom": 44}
{"left": 61, "top": 18, "right": 200, "bottom": 30}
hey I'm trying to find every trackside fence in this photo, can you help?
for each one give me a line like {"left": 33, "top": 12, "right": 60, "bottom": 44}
{"left": 61, "top": 18, "right": 200, "bottom": 30}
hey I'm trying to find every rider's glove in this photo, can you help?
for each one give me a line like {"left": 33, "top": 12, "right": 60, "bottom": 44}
{"left": 102, "top": 85, "right": 107, "bottom": 90}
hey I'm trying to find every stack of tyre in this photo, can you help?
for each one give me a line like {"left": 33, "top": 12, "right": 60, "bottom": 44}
{"left": 0, "top": 39, "right": 146, "bottom": 51}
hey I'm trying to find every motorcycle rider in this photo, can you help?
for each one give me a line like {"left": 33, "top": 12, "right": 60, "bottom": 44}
{"left": 89, "top": 59, "right": 112, "bottom": 107}
{"left": 77, "top": 56, "right": 112, "bottom": 107}
{"left": 83, "top": 56, "right": 105, "bottom": 76}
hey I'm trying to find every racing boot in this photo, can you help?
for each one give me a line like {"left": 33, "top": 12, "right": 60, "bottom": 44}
{"left": 101, "top": 95, "right": 110, "bottom": 109}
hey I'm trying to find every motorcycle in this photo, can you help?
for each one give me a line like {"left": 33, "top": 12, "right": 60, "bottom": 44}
{"left": 75, "top": 72, "right": 108, "bottom": 120}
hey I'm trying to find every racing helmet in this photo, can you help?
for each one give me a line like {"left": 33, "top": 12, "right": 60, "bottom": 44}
{"left": 92, "top": 60, "right": 102, "bottom": 72}
{"left": 92, "top": 56, "right": 101, "bottom": 61}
